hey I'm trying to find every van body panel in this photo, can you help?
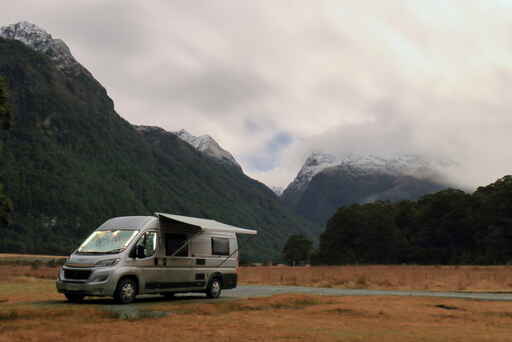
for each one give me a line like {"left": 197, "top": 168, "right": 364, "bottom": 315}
{"left": 56, "top": 214, "right": 255, "bottom": 300}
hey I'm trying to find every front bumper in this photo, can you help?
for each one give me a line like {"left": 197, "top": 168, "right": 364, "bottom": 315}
{"left": 56, "top": 280, "right": 116, "bottom": 296}
{"left": 56, "top": 267, "right": 117, "bottom": 297}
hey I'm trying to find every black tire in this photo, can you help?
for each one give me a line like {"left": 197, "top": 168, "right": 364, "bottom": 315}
{"left": 206, "top": 278, "right": 222, "bottom": 299}
{"left": 114, "top": 277, "right": 138, "bottom": 304}
{"left": 161, "top": 292, "right": 175, "bottom": 299}
{"left": 64, "top": 293, "right": 85, "bottom": 303}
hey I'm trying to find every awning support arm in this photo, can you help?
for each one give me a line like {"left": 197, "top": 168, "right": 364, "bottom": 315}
{"left": 169, "top": 231, "right": 201, "bottom": 257}
{"left": 216, "top": 238, "right": 250, "bottom": 267}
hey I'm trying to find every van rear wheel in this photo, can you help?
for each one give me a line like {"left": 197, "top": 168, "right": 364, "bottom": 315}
{"left": 114, "top": 278, "right": 138, "bottom": 304}
{"left": 65, "top": 293, "right": 85, "bottom": 303}
{"left": 206, "top": 278, "right": 222, "bottom": 299}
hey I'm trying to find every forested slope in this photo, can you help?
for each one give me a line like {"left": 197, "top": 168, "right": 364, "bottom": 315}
{"left": 0, "top": 38, "right": 318, "bottom": 261}
{"left": 314, "top": 176, "right": 512, "bottom": 265}
{"left": 0, "top": 76, "right": 12, "bottom": 224}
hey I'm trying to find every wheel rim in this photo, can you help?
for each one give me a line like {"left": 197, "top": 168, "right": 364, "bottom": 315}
{"left": 121, "top": 282, "right": 135, "bottom": 302}
{"left": 211, "top": 280, "right": 221, "bottom": 297}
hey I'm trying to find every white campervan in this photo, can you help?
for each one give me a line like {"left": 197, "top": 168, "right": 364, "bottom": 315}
{"left": 56, "top": 213, "right": 257, "bottom": 304}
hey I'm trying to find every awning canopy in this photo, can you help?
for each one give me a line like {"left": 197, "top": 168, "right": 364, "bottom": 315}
{"left": 155, "top": 212, "right": 258, "bottom": 235}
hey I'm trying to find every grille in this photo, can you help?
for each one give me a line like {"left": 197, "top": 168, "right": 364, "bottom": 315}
{"left": 64, "top": 269, "right": 92, "bottom": 280}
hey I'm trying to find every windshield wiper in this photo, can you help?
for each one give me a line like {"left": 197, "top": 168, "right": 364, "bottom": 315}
{"left": 77, "top": 249, "right": 123, "bottom": 255}
{"left": 104, "top": 248, "right": 125, "bottom": 254}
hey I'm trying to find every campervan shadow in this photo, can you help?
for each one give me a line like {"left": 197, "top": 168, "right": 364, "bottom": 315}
{"left": 56, "top": 213, "right": 257, "bottom": 304}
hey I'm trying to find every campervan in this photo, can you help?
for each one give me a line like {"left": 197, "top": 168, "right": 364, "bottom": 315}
{"left": 56, "top": 213, "right": 257, "bottom": 304}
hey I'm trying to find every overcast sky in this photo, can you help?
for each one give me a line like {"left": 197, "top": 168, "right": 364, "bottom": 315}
{"left": 2, "top": 0, "right": 512, "bottom": 189}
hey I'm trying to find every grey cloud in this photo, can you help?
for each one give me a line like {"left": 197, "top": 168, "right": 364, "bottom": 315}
{"left": 2, "top": 1, "right": 512, "bottom": 190}
{"left": 164, "top": 66, "right": 274, "bottom": 114}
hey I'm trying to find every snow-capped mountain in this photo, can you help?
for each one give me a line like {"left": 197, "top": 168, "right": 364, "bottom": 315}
{"left": 281, "top": 151, "right": 450, "bottom": 223}
{"left": 0, "top": 21, "right": 89, "bottom": 76}
{"left": 285, "top": 152, "right": 446, "bottom": 195}
{"left": 271, "top": 186, "right": 284, "bottom": 197}
{"left": 135, "top": 126, "right": 241, "bottom": 170}
{"left": 284, "top": 152, "right": 340, "bottom": 195}
{"left": 175, "top": 129, "right": 241, "bottom": 169}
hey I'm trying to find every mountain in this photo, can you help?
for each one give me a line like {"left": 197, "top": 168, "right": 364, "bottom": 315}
{"left": 0, "top": 21, "right": 319, "bottom": 261}
{"left": 134, "top": 126, "right": 242, "bottom": 171}
{"left": 0, "top": 21, "right": 90, "bottom": 77}
{"left": 282, "top": 152, "right": 339, "bottom": 206}
{"left": 271, "top": 186, "right": 284, "bottom": 197}
{"left": 314, "top": 175, "right": 512, "bottom": 265}
{"left": 282, "top": 152, "right": 449, "bottom": 224}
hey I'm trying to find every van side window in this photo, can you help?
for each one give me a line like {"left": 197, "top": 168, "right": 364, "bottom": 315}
{"left": 135, "top": 231, "right": 157, "bottom": 258}
{"left": 212, "top": 237, "right": 230, "bottom": 256}
{"left": 165, "top": 233, "right": 188, "bottom": 257}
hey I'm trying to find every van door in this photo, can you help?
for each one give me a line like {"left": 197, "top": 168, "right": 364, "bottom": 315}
{"left": 129, "top": 231, "right": 161, "bottom": 292}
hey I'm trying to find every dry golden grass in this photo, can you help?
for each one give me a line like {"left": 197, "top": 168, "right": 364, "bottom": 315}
{"left": 0, "top": 253, "right": 66, "bottom": 260}
{"left": 239, "top": 265, "right": 512, "bottom": 292}
{"left": 3, "top": 252, "right": 512, "bottom": 292}
{"left": 2, "top": 272, "right": 512, "bottom": 341}
{"left": 0, "top": 265, "right": 58, "bottom": 282}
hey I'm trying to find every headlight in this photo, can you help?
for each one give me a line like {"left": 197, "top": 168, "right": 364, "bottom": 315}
{"left": 95, "top": 258, "right": 120, "bottom": 267}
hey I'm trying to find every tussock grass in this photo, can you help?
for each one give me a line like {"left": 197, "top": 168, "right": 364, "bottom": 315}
{"left": 155, "top": 294, "right": 329, "bottom": 315}
{"left": 239, "top": 265, "right": 512, "bottom": 292}
{"left": 0, "top": 265, "right": 58, "bottom": 282}
{"left": 2, "top": 273, "right": 512, "bottom": 341}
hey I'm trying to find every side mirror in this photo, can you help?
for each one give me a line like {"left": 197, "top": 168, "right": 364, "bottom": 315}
{"left": 135, "top": 245, "right": 145, "bottom": 259}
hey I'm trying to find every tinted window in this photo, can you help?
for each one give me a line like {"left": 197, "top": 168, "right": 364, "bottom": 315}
{"left": 166, "top": 233, "right": 188, "bottom": 257}
{"left": 212, "top": 237, "right": 230, "bottom": 256}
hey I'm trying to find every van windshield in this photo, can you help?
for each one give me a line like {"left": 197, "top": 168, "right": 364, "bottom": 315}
{"left": 77, "top": 230, "right": 139, "bottom": 254}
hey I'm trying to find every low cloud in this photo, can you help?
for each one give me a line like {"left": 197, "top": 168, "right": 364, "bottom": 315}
{"left": 2, "top": 1, "right": 512, "bottom": 189}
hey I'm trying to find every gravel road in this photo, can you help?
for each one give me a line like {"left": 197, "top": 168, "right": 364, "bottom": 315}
{"left": 221, "top": 285, "right": 512, "bottom": 301}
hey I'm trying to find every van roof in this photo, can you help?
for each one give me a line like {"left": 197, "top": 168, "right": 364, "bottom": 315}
{"left": 155, "top": 212, "right": 257, "bottom": 235}
{"left": 97, "top": 216, "right": 154, "bottom": 230}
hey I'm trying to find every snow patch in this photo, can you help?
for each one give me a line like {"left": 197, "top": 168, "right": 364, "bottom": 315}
{"left": 271, "top": 186, "right": 284, "bottom": 196}
{"left": 175, "top": 129, "right": 241, "bottom": 169}
{"left": 285, "top": 152, "right": 340, "bottom": 194}
{"left": 0, "top": 21, "right": 89, "bottom": 76}
{"left": 286, "top": 152, "right": 451, "bottom": 194}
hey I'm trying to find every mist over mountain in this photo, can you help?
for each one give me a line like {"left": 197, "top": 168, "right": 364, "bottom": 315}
{"left": 282, "top": 152, "right": 450, "bottom": 224}
{"left": 0, "top": 21, "right": 319, "bottom": 261}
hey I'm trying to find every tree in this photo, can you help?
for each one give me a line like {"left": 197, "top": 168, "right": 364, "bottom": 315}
{"left": 315, "top": 201, "right": 401, "bottom": 265}
{"left": 0, "top": 76, "right": 11, "bottom": 129}
{"left": 282, "top": 234, "right": 313, "bottom": 266}
{"left": 0, "top": 76, "right": 12, "bottom": 224}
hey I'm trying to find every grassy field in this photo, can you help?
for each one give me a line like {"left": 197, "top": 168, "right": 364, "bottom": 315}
{"left": 2, "top": 254, "right": 512, "bottom": 340}
{"left": 239, "top": 265, "right": 512, "bottom": 292}
{"left": 2, "top": 266, "right": 512, "bottom": 341}
{"left": 2, "top": 253, "right": 512, "bottom": 291}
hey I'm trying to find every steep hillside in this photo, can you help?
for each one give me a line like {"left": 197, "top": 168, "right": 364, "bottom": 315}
{"left": 134, "top": 126, "right": 242, "bottom": 171}
{"left": 282, "top": 152, "right": 448, "bottom": 224}
{"left": 0, "top": 25, "right": 318, "bottom": 261}
{"left": 314, "top": 175, "right": 512, "bottom": 265}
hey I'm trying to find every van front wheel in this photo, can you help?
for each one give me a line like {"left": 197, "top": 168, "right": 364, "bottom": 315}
{"left": 114, "top": 278, "right": 138, "bottom": 304}
{"left": 65, "top": 293, "right": 85, "bottom": 303}
{"left": 206, "top": 278, "right": 222, "bottom": 299}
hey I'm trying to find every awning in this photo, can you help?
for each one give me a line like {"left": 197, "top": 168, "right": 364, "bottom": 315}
{"left": 155, "top": 212, "right": 258, "bottom": 235}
